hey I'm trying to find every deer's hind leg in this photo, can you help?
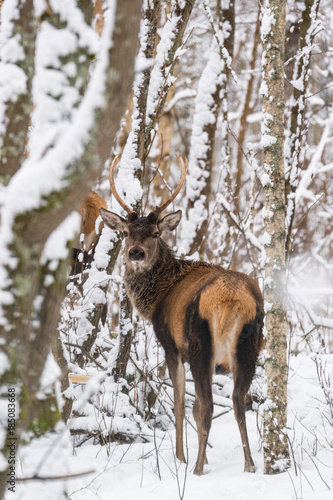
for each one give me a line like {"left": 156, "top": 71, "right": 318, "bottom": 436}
{"left": 192, "top": 376, "right": 213, "bottom": 474}
{"left": 193, "top": 395, "right": 208, "bottom": 466}
{"left": 233, "top": 318, "right": 262, "bottom": 472}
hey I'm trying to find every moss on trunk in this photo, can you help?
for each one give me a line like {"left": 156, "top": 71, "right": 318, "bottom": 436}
{"left": 261, "top": 0, "right": 291, "bottom": 474}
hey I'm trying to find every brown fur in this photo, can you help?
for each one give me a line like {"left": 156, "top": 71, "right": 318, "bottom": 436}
{"left": 163, "top": 268, "right": 261, "bottom": 366}
{"left": 71, "top": 191, "right": 107, "bottom": 276}
{"left": 100, "top": 208, "right": 264, "bottom": 476}
{"left": 79, "top": 191, "right": 107, "bottom": 249}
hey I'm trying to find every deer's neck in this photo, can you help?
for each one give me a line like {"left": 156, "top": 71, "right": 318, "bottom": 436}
{"left": 124, "top": 243, "right": 190, "bottom": 320}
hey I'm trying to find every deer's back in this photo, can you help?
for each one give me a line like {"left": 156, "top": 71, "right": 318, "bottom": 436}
{"left": 152, "top": 263, "right": 264, "bottom": 371}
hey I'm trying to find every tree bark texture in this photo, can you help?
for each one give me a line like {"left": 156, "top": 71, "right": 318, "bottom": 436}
{"left": 261, "top": 0, "right": 291, "bottom": 474}
{"left": 113, "top": 280, "right": 134, "bottom": 382}
{"left": 0, "top": 0, "right": 38, "bottom": 184}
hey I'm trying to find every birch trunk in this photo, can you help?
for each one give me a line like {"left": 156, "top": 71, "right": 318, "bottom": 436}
{"left": 261, "top": 0, "right": 290, "bottom": 474}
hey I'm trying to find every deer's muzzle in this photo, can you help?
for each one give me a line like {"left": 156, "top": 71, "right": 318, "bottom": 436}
{"left": 129, "top": 247, "right": 145, "bottom": 261}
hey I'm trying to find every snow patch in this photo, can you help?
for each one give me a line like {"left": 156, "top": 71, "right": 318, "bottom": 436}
{"left": 261, "top": 5, "right": 275, "bottom": 39}
{"left": 41, "top": 212, "right": 80, "bottom": 266}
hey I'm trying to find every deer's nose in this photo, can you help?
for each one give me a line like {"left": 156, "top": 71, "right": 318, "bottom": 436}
{"left": 129, "top": 247, "right": 145, "bottom": 261}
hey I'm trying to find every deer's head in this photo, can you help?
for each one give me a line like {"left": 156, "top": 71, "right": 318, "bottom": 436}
{"left": 99, "top": 156, "right": 188, "bottom": 272}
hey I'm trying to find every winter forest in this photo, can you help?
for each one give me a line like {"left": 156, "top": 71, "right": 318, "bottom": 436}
{"left": 0, "top": 0, "right": 332, "bottom": 499}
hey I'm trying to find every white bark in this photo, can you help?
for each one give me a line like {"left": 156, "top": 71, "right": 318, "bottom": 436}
{"left": 261, "top": 0, "right": 291, "bottom": 474}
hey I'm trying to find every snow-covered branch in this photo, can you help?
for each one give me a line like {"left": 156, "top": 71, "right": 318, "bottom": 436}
{"left": 181, "top": 39, "right": 225, "bottom": 255}
{"left": 0, "top": 0, "right": 38, "bottom": 182}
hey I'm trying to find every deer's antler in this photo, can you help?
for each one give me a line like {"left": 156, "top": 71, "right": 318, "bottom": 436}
{"left": 154, "top": 155, "right": 188, "bottom": 215}
{"left": 109, "top": 155, "right": 134, "bottom": 214}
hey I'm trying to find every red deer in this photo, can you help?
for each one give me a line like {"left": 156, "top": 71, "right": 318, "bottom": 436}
{"left": 99, "top": 155, "right": 264, "bottom": 476}
{"left": 71, "top": 191, "right": 107, "bottom": 276}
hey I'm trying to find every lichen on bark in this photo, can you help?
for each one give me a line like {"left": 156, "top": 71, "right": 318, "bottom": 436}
{"left": 261, "top": 0, "right": 291, "bottom": 474}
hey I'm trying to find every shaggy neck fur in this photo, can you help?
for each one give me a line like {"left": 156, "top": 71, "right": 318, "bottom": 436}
{"left": 124, "top": 238, "right": 211, "bottom": 320}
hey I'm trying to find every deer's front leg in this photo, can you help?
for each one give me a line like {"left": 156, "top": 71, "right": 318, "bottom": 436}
{"left": 167, "top": 353, "right": 186, "bottom": 463}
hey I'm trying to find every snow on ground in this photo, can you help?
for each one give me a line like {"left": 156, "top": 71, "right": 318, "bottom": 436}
{"left": 5, "top": 352, "right": 332, "bottom": 500}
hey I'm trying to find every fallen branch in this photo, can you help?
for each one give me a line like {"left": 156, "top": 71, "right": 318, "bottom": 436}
{"left": 17, "top": 470, "right": 95, "bottom": 483}
{"left": 68, "top": 373, "right": 92, "bottom": 384}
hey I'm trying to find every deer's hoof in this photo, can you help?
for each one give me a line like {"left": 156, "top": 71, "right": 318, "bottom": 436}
{"left": 244, "top": 461, "right": 256, "bottom": 473}
{"left": 177, "top": 451, "right": 186, "bottom": 464}
{"left": 193, "top": 462, "right": 205, "bottom": 476}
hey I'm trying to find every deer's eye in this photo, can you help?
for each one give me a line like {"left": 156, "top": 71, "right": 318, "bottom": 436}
{"left": 123, "top": 230, "right": 128, "bottom": 237}
{"left": 152, "top": 232, "right": 159, "bottom": 238}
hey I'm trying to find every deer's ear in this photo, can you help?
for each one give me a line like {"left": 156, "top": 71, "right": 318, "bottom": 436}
{"left": 99, "top": 208, "right": 127, "bottom": 231}
{"left": 158, "top": 210, "right": 182, "bottom": 233}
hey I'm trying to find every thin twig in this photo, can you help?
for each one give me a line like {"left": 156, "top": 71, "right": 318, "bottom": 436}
{"left": 303, "top": 449, "right": 331, "bottom": 490}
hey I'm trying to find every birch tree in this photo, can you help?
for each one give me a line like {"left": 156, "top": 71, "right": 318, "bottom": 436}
{"left": 261, "top": 0, "right": 291, "bottom": 473}
{"left": 0, "top": 0, "right": 142, "bottom": 495}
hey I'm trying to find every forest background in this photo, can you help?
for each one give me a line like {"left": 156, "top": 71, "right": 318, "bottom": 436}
{"left": 0, "top": 0, "right": 332, "bottom": 499}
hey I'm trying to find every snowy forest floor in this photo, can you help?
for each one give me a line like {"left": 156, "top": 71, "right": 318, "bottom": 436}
{"left": 6, "top": 353, "right": 333, "bottom": 500}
